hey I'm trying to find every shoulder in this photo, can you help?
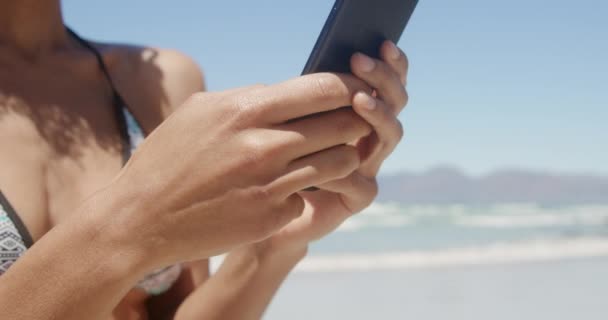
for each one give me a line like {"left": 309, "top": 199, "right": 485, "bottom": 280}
{"left": 94, "top": 42, "right": 206, "bottom": 132}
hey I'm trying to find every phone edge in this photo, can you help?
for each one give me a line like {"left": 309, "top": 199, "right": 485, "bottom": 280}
{"left": 301, "top": 0, "right": 345, "bottom": 75}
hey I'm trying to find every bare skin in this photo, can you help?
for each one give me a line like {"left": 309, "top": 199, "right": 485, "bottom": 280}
{"left": 0, "top": 1, "right": 409, "bottom": 319}
{"left": 0, "top": 2, "right": 209, "bottom": 318}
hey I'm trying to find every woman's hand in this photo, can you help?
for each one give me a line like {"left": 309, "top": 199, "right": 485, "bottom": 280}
{"left": 104, "top": 73, "right": 378, "bottom": 270}
{"left": 268, "top": 41, "right": 409, "bottom": 252}
{"left": 170, "top": 41, "right": 408, "bottom": 320}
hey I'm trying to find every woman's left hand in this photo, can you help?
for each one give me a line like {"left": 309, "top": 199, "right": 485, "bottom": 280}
{"left": 269, "top": 41, "right": 409, "bottom": 252}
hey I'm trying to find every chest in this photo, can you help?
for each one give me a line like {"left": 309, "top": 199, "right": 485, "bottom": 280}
{"left": 0, "top": 74, "right": 126, "bottom": 242}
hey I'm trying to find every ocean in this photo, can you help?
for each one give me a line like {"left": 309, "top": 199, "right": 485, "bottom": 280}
{"left": 260, "top": 202, "right": 608, "bottom": 319}
{"left": 302, "top": 202, "right": 608, "bottom": 270}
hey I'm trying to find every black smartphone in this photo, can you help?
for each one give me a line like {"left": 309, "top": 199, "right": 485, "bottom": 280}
{"left": 301, "top": 0, "right": 418, "bottom": 191}
{"left": 302, "top": 0, "right": 419, "bottom": 75}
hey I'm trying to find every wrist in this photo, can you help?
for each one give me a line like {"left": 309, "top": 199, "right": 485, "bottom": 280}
{"left": 80, "top": 184, "right": 157, "bottom": 280}
{"left": 253, "top": 239, "right": 308, "bottom": 267}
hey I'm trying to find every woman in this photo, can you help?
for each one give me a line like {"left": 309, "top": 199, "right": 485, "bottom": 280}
{"left": 0, "top": 1, "right": 409, "bottom": 319}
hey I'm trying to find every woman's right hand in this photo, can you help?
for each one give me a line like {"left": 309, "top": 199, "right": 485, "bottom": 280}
{"left": 103, "top": 73, "right": 373, "bottom": 269}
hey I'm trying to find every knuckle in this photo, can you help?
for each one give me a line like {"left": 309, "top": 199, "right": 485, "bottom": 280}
{"left": 245, "top": 189, "right": 284, "bottom": 238}
{"left": 230, "top": 94, "right": 264, "bottom": 124}
{"left": 313, "top": 73, "right": 348, "bottom": 101}
{"left": 284, "top": 194, "right": 305, "bottom": 219}
{"left": 379, "top": 62, "right": 408, "bottom": 108}
{"left": 247, "top": 185, "right": 275, "bottom": 203}
{"left": 262, "top": 135, "right": 292, "bottom": 162}
{"left": 241, "top": 132, "right": 289, "bottom": 166}
{"left": 238, "top": 134, "right": 268, "bottom": 169}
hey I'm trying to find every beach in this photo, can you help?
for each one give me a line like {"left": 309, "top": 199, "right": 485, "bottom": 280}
{"left": 261, "top": 202, "right": 608, "bottom": 319}
{"left": 266, "top": 257, "right": 608, "bottom": 320}
{"left": 209, "top": 203, "right": 608, "bottom": 319}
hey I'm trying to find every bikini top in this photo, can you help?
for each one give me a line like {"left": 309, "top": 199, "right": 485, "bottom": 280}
{"left": 0, "top": 28, "right": 181, "bottom": 296}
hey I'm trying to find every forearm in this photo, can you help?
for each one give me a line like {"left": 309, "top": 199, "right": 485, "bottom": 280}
{"left": 0, "top": 189, "right": 150, "bottom": 320}
{"left": 147, "top": 260, "right": 211, "bottom": 320}
{"left": 174, "top": 241, "right": 306, "bottom": 320}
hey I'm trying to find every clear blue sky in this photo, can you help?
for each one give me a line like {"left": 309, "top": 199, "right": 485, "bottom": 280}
{"left": 63, "top": 0, "right": 608, "bottom": 176}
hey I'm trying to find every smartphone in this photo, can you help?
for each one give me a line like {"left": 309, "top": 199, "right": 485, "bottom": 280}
{"left": 302, "top": 0, "right": 419, "bottom": 75}
{"left": 301, "top": 0, "right": 418, "bottom": 191}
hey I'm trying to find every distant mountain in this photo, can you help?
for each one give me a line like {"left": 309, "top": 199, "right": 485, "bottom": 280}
{"left": 377, "top": 167, "right": 608, "bottom": 205}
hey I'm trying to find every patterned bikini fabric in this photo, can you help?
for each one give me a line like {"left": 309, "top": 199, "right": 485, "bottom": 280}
{"left": 0, "top": 204, "right": 27, "bottom": 275}
{"left": 136, "top": 264, "right": 184, "bottom": 295}
{"left": 123, "top": 108, "right": 145, "bottom": 153}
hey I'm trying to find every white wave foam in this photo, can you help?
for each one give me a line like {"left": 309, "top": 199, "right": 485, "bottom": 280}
{"left": 455, "top": 204, "right": 608, "bottom": 228}
{"left": 457, "top": 212, "right": 608, "bottom": 228}
{"left": 337, "top": 203, "right": 608, "bottom": 231}
{"left": 296, "top": 237, "right": 608, "bottom": 273}
{"left": 338, "top": 202, "right": 413, "bottom": 232}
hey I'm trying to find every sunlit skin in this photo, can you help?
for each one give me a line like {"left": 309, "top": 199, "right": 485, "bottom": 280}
{"left": 0, "top": 1, "right": 409, "bottom": 319}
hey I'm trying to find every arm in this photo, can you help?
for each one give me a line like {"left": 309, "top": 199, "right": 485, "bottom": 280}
{"left": 147, "top": 260, "right": 210, "bottom": 320}
{"left": 174, "top": 242, "right": 305, "bottom": 320}
{"left": 143, "top": 49, "right": 305, "bottom": 320}
{"left": 118, "top": 48, "right": 304, "bottom": 320}
{"left": 0, "top": 187, "right": 150, "bottom": 320}
{"left": 134, "top": 50, "right": 305, "bottom": 320}
{"left": 121, "top": 48, "right": 215, "bottom": 319}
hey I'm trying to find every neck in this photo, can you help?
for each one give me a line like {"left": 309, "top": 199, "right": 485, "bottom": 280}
{"left": 0, "top": 0, "right": 71, "bottom": 57}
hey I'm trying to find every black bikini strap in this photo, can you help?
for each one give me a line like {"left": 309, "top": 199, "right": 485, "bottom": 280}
{"left": 65, "top": 27, "right": 131, "bottom": 164}
{"left": 0, "top": 191, "right": 34, "bottom": 248}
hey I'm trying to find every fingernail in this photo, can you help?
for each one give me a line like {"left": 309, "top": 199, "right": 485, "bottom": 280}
{"left": 356, "top": 53, "right": 375, "bottom": 72}
{"left": 387, "top": 42, "right": 400, "bottom": 60}
{"left": 358, "top": 92, "right": 377, "bottom": 110}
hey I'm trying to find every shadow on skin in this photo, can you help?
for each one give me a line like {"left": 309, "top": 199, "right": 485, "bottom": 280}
{"left": 0, "top": 37, "right": 168, "bottom": 163}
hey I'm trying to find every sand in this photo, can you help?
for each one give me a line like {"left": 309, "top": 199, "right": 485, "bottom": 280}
{"left": 265, "top": 257, "right": 608, "bottom": 320}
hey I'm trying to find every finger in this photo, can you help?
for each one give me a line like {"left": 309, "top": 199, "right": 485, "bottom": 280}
{"left": 270, "top": 145, "right": 360, "bottom": 199}
{"left": 256, "top": 73, "right": 373, "bottom": 123}
{"left": 352, "top": 91, "right": 404, "bottom": 178}
{"left": 215, "top": 84, "right": 267, "bottom": 98}
{"left": 318, "top": 172, "right": 379, "bottom": 214}
{"left": 274, "top": 107, "right": 372, "bottom": 160}
{"left": 350, "top": 53, "right": 408, "bottom": 114}
{"left": 379, "top": 41, "right": 409, "bottom": 86}
{"left": 188, "top": 85, "right": 264, "bottom": 109}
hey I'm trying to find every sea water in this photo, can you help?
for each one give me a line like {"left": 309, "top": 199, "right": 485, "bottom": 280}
{"left": 300, "top": 202, "right": 608, "bottom": 272}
